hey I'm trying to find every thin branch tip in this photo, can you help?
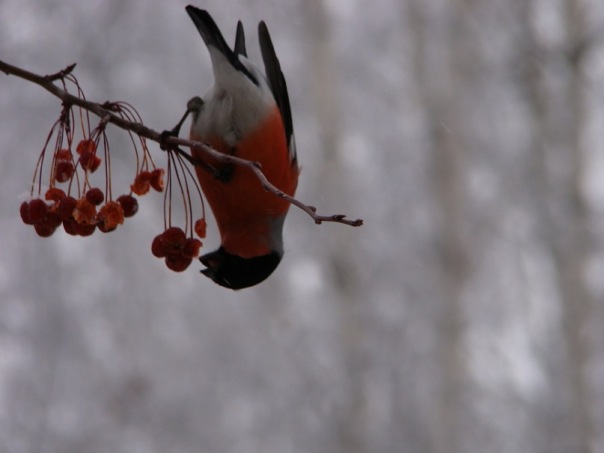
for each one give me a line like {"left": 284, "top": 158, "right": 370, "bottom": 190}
{"left": 45, "top": 63, "right": 77, "bottom": 81}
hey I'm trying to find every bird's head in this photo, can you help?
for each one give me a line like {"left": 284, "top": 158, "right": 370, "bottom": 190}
{"left": 199, "top": 247, "right": 282, "bottom": 290}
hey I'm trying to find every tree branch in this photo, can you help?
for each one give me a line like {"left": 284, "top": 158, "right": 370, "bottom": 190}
{"left": 1, "top": 59, "right": 363, "bottom": 227}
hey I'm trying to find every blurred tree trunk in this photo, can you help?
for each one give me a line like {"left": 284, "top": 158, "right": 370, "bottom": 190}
{"left": 560, "top": 2, "right": 596, "bottom": 450}
{"left": 408, "top": 1, "right": 469, "bottom": 452}
{"left": 525, "top": 0, "right": 595, "bottom": 450}
{"left": 306, "top": 1, "right": 368, "bottom": 452}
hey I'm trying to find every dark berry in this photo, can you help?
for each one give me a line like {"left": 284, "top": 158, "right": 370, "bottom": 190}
{"left": 58, "top": 196, "right": 77, "bottom": 221}
{"left": 20, "top": 201, "right": 33, "bottom": 225}
{"left": 29, "top": 199, "right": 48, "bottom": 224}
{"left": 151, "top": 234, "right": 167, "bottom": 258}
{"left": 54, "top": 161, "right": 74, "bottom": 183}
{"left": 85, "top": 188, "right": 105, "bottom": 206}
{"left": 165, "top": 254, "right": 192, "bottom": 272}
{"left": 34, "top": 222, "right": 56, "bottom": 238}
{"left": 117, "top": 194, "right": 138, "bottom": 217}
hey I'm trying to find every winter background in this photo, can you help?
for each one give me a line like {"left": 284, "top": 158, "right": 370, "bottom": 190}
{"left": 1, "top": 0, "right": 604, "bottom": 452}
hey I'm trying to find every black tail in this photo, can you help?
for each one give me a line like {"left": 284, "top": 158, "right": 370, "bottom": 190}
{"left": 258, "top": 21, "right": 296, "bottom": 164}
{"left": 234, "top": 21, "right": 247, "bottom": 57}
{"left": 185, "top": 6, "right": 257, "bottom": 85}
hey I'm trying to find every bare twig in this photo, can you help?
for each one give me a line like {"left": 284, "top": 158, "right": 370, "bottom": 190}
{"left": 171, "top": 141, "right": 363, "bottom": 227}
{"left": 44, "top": 63, "right": 77, "bottom": 82}
{"left": 1, "top": 59, "right": 363, "bottom": 227}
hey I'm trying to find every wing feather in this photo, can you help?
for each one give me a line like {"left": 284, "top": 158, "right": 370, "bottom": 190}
{"left": 258, "top": 21, "right": 296, "bottom": 164}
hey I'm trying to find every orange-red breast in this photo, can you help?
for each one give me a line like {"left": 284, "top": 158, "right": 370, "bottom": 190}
{"left": 185, "top": 6, "right": 298, "bottom": 289}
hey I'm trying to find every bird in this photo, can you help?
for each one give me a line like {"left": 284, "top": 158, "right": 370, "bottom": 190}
{"left": 184, "top": 6, "right": 299, "bottom": 289}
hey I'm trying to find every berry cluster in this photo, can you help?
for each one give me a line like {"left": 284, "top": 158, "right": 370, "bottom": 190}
{"left": 21, "top": 102, "right": 163, "bottom": 239}
{"left": 150, "top": 149, "right": 208, "bottom": 272}
{"left": 151, "top": 226, "right": 202, "bottom": 272}
{"left": 20, "top": 187, "right": 139, "bottom": 237}
{"left": 20, "top": 76, "right": 209, "bottom": 274}
{"left": 19, "top": 81, "right": 206, "bottom": 272}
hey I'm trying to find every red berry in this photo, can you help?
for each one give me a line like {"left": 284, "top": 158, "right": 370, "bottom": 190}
{"left": 20, "top": 201, "right": 33, "bottom": 225}
{"left": 63, "top": 218, "right": 79, "bottom": 236}
{"left": 54, "top": 160, "right": 74, "bottom": 183}
{"left": 76, "top": 139, "right": 96, "bottom": 155}
{"left": 34, "top": 222, "right": 57, "bottom": 238}
{"left": 45, "top": 211, "right": 62, "bottom": 229}
{"left": 73, "top": 198, "right": 97, "bottom": 225}
{"left": 161, "top": 226, "right": 186, "bottom": 253}
{"left": 75, "top": 222, "right": 96, "bottom": 236}
{"left": 150, "top": 168, "right": 165, "bottom": 192}
{"left": 80, "top": 151, "right": 101, "bottom": 172}
{"left": 55, "top": 148, "right": 72, "bottom": 161}
{"left": 151, "top": 234, "right": 167, "bottom": 258}
{"left": 29, "top": 199, "right": 48, "bottom": 224}
{"left": 182, "top": 238, "right": 202, "bottom": 259}
{"left": 97, "top": 220, "right": 116, "bottom": 233}
{"left": 45, "top": 187, "right": 66, "bottom": 203}
{"left": 117, "top": 194, "right": 138, "bottom": 217}
{"left": 194, "top": 218, "right": 207, "bottom": 239}
{"left": 165, "top": 254, "right": 192, "bottom": 272}
{"left": 85, "top": 188, "right": 105, "bottom": 206}
{"left": 97, "top": 201, "right": 124, "bottom": 232}
{"left": 58, "top": 196, "right": 77, "bottom": 221}
{"left": 131, "top": 171, "right": 152, "bottom": 196}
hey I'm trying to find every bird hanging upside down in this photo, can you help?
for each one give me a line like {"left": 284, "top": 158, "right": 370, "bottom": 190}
{"left": 182, "top": 6, "right": 299, "bottom": 290}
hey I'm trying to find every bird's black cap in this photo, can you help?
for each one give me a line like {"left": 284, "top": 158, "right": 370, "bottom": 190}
{"left": 200, "top": 247, "right": 282, "bottom": 290}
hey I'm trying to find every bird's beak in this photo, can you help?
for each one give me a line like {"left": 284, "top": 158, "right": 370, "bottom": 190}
{"left": 200, "top": 251, "right": 224, "bottom": 279}
{"left": 200, "top": 267, "right": 215, "bottom": 279}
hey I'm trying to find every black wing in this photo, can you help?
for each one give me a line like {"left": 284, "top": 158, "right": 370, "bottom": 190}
{"left": 186, "top": 6, "right": 257, "bottom": 85}
{"left": 258, "top": 21, "right": 296, "bottom": 165}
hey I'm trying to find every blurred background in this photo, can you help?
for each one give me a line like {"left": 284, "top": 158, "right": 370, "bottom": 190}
{"left": 1, "top": 0, "right": 604, "bottom": 452}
